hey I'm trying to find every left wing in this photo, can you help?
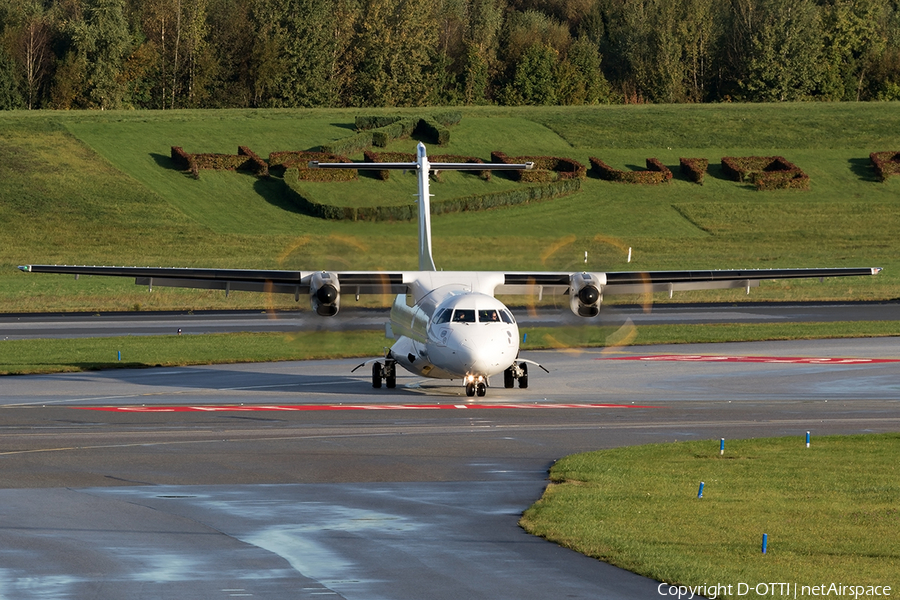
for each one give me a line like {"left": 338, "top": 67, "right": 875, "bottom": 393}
{"left": 496, "top": 267, "right": 882, "bottom": 316}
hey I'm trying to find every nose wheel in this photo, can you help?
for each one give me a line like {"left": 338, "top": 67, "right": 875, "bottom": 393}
{"left": 464, "top": 377, "right": 487, "bottom": 397}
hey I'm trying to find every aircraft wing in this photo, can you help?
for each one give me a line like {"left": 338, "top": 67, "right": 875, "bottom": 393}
{"left": 17, "top": 265, "right": 408, "bottom": 297}
{"left": 497, "top": 267, "right": 882, "bottom": 297}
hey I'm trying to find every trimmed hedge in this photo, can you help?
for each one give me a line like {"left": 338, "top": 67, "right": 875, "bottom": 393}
{"left": 355, "top": 115, "right": 404, "bottom": 130}
{"left": 363, "top": 150, "right": 415, "bottom": 181}
{"left": 721, "top": 156, "right": 809, "bottom": 190}
{"left": 589, "top": 157, "right": 671, "bottom": 184}
{"left": 238, "top": 146, "right": 269, "bottom": 177}
{"left": 363, "top": 151, "right": 490, "bottom": 181}
{"left": 326, "top": 112, "right": 463, "bottom": 153}
{"left": 372, "top": 117, "right": 420, "bottom": 147}
{"left": 679, "top": 157, "right": 709, "bottom": 184}
{"left": 282, "top": 167, "right": 580, "bottom": 222}
{"left": 320, "top": 131, "right": 374, "bottom": 156}
{"left": 269, "top": 151, "right": 357, "bottom": 182}
{"left": 171, "top": 146, "right": 268, "bottom": 180}
{"left": 415, "top": 118, "right": 451, "bottom": 145}
{"left": 171, "top": 146, "right": 191, "bottom": 169}
{"left": 491, "top": 151, "right": 586, "bottom": 182}
{"left": 870, "top": 151, "right": 900, "bottom": 181}
{"left": 430, "top": 154, "right": 490, "bottom": 182}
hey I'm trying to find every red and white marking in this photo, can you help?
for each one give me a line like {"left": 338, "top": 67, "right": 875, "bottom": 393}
{"left": 604, "top": 355, "right": 900, "bottom": 365}
{"left": 75, "top": 402, "right": 653, "bottom": 413}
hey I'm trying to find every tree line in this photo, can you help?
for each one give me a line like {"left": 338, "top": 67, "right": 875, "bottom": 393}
{"left": 1, "top": 0, "right": 899, "bottom": 110}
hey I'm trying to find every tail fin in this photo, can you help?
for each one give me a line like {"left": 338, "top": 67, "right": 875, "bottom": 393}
{"left": 309, "top": 141, "right": 532, "bottom": 273}
{"left": 415, "top": 143, "right": 437, "bottom": 271}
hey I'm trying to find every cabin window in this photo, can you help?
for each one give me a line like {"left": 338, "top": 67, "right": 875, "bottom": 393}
{"left": 434, "top": 308, "right": 452, "bottom": 324}
{"left": 452, "top": 309, "right": 476, "bottom": 323}
{"left": 500, "top": 310, "right": 515, "bottom": 324}
{"left": 478, "top": 309, "right": 500, "bottom": 323}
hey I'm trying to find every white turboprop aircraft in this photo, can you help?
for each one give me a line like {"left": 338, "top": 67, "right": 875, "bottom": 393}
{"left": 20, "top": 143, "right": 881, "bottom": 396}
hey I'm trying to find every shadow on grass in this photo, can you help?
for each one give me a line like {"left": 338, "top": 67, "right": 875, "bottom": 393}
{"left": 848, "top": 157, "right": 878, "bottom": 182}
{"left": 252, "top": 175, "right": 311, "bottom": 216}
{"left": 150, "top": 152, "right": 198, "bottom": 180}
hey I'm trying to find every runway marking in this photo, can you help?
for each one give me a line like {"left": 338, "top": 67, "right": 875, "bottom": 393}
{"left": 74, "top": 402, "right": 655, "bottom": 413}
{"left": 603, "top": 355, "right": 900, "bottom": 365}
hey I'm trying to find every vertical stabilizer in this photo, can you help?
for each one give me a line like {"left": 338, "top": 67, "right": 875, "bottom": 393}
{"left": 416, "top": 143, "right": 437, "bottom": 271}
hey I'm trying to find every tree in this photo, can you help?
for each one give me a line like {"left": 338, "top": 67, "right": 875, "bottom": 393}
{"left": 0, "top": 44, "right": 24, "bottom": 109}
{"left": 15, "top": 1, "right": 52, "bottom": 109}
{"left": 557, "top": 37, "right": 610, "bottom": 104}
{"left": 818, "top": 0, "right": 888, "bottom": 101}
{"left": 348, "top": 0, "right": 440, "bottom": 107}
{"left": 741, "top": 0, "right": 824, "bottom": 101}
{"left": 72, "top": 0, "right": 132, "bottom": 108}
{"left": 501, "top": 41, "right": 557, "bottom": 104}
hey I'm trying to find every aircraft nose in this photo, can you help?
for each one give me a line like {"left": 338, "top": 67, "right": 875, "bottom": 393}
{"left": 458, "top": 334, "right": 515, "bottom": 375}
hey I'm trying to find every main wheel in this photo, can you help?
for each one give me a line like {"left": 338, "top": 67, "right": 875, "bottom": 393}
{"left": 385, "top": 362, "right": 396, "bottom": 388}
{"left": 372, "top": 361, "right": 383, "bottom": 388}
{"left": 476, "top": 382, "right": 487, "bottom": 397}
{"left": 465, "top": 382, "right": 476, "bottom": 397}
{"left": 503, "top": 366, "right": 514, "bottom": 388}
{"left": 518, "top": 363, "right": 528, "bottom": 389}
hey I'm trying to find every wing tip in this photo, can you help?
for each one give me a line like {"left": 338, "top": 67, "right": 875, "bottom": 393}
{"left": 17, "top": 265, "right": 30, "bottom": 272}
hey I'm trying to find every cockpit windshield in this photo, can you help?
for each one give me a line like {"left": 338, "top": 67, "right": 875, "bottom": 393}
{"left": 451, "top": 309, "right": 476, "bottom": 323}
{"left": 434, "top": 308, "right": 452, "bottom": 324}
{"left": 438, "top": 307, "right": 515, "bottom": 324}
{"left": 478, "top": 309, "right": 500, "bottom": 323}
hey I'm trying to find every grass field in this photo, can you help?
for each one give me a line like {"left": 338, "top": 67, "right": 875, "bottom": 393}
{"left": 1, "top": 103, "right": 898, "bottom": 314}
{"left": 520, "top": 434, "right": 899, "bottom": 598}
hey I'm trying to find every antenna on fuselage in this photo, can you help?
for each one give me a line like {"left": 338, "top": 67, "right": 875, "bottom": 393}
{"left": 310, "top": 142, "right": 533, "bottom": 272}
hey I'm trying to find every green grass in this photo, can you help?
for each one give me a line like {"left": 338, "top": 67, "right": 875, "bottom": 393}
{"left": 520, "top": 434, "right": 900, "bottom": 598}
{"left": 1, "top": 103, "right": 898, "bottom": 315}
{"left": 2, "top": 320, "right": 898, "bottom": 375}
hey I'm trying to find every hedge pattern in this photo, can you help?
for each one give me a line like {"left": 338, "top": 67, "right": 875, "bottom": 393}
{"left": 282, "top": 167, "right": 580, "bottom": 222}
{"left": 430, "top": 154, "right": 490, "bottom": 182}
{"left": 679, "top": 157, "right": 709, "bottom": 184}
{"left": 323, "top": 111, "right": 462, "bottom": 154}
{"left": 589, "top": 157, "right": 671, "bottom": 184}
{"left": 721, "top": 156, "right": 809, "bottom": 190}
{"left": 363, "top": 151, "right": 490, "bottom": 181}
{"left": 171, "top": 146, "right": 269, "bottom": 180}
{"left": 491, "top": 151, "right": 586, "bottom": 182}
{"left": 870, "top": 151, "right": 900, "bottom": 181}
{"left": 268, "top": 151, "right": 357, "bottom": 181}
{"left": 363, "top": 150, "right": 415, "bottom": 180}
{"left": 238, "top": 146, "right": 269, "bottom": 177}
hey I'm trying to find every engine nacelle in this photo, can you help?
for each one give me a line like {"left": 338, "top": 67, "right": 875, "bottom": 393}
{"left": 310, "top": 271, "right": 340, "bottom": 317}
{"left": 569, "top": 272, "right": 602, "bottom": 317}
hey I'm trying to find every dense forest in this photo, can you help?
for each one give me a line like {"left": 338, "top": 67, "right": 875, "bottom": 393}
{"left": 2, "top": 0, "right": 900, "bottom": 110}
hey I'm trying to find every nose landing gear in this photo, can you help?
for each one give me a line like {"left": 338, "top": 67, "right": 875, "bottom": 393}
{"left": 464, "top": 375, "right": 487, "bottom": 397}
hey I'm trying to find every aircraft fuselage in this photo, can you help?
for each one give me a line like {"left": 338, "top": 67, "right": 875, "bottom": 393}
{"left": 389, "top": 285, "right": 520, "bottom": 382}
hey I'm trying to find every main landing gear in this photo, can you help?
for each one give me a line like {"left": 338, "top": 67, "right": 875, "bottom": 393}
{"left": 503, "top": 362, "right": 528, "bottom": 389}
{"left": 372, "top": 357, "right": 397, "bottom": 389}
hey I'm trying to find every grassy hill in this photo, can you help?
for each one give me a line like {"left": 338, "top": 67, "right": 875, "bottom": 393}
{"left": 1, "top": 104, "right": 898, "bottom": 313}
